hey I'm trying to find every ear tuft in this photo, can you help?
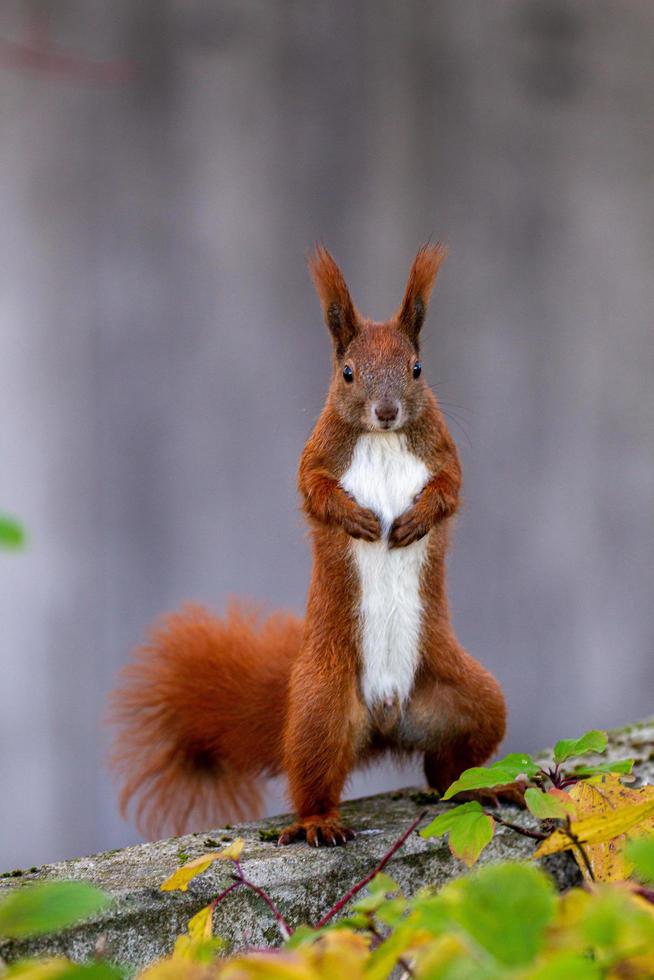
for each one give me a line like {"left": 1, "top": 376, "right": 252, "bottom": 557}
{"left": 308, "top": 246, "right": 359, "bottom": 358}
{"left": 397, "top": 242, "right": 447, "bottom": 347}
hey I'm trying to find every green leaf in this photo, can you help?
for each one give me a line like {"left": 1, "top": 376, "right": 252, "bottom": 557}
{"left": 409, "top": 892, "right": 452, "bottom": 937}
{"left": 447, "top": 863, "right": 556, "bottom": 967}
{"left": 524, "top": 952, "right": 602, "bottom": 979}
{"left": 8, "top": 966, "right": 124, "bottom": 980}
{"left": 347, "top": 871, "right": 406, "bottom": 922}
{"left": 367, "top": 872, "right": 399, "bottom": 893}
{"left": 626, "top": 836, "right": 654, "bottom": 884}
{"left": 0, "top": 514, "right": 26, "bottom": 550}
{"left": 442, "top": 753, "right": 539, "bottom": 800}
{"left": 525, "top": 788, "right": 575, "bottom": 820}
{"left": 573, "top": 759, "right": 634, "bottom": 776}
{"left": 283, "top": 924, "right": 321, "bottom": 948}
{"left": 553, "top": 730, "right": 607, "bottom": 765}
{"left": 420, "top": 802, "right": 494, "bottom": 866}
{"left": 0, "top": 882, "right": 110, "bottom": 938}
{"left": 329, "top": 914, "right": 370, "bottom": 930}
{"left": 375, "top": 896, "right": 409, "bottom": 929}
{"left": 579, "top": 887, "right": 654, "bottom": 950}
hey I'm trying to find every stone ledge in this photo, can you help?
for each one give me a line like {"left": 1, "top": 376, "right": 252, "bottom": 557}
{"left": 1, "top": 719, "right": 652, "bottom": 972}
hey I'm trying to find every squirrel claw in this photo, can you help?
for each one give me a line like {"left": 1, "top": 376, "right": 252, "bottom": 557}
{"left": 277, "top": 818, "right": 355, "bottom": 847}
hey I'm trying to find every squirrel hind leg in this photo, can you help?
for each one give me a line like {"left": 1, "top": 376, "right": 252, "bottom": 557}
{"left": 422, "top": 709, "right": 507, "bottom": 800}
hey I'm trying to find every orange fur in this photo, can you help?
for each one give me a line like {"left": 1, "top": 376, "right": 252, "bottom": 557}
{"left": 110, "top": 245, "right": 506, "bottom": 846}
{"left": 109, "top": 602, "right": 302, "bottom": 837}
{"left": 397, "top": 243, "right": 447, "bottom": 346}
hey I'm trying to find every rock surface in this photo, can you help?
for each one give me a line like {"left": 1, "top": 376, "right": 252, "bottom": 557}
{"left": 1, "top": 719, "right": 652, "bottom": 972}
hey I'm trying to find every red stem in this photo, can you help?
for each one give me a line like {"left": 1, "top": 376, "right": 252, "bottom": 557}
{"left": 234, "top": 861, "right": 291, "bottom": 939}
{"left": 488, "top": 813, "right": 547, "bottom": 841}
{"left": 210, "top": 880, "right": 241, "bottom": 908}
{"left": 314, "top": 810, "right": 427, "bottom": 929}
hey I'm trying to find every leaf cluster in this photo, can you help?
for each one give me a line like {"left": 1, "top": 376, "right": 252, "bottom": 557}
{"left": 421, "top": 729, "right": 639, "bottom": 868}
{"left": 3, "top": 730, "right": 654, "bottom": 979}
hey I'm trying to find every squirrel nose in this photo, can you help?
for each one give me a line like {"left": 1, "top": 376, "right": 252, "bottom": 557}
{"left": 374, "top": 401, "right": 399, "bottom": 423}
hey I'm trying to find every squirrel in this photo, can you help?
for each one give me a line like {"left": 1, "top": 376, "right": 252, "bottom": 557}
{"left": 110, "top": 244, "right": 506, "bottom": 847}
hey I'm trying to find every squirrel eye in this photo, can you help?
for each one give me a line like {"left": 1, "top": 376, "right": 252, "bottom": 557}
{"left": 343, "top": 365, "right": 354, "bottom": 383}
{"left": 412, "top": 361, "right": 422, "bottom": 379}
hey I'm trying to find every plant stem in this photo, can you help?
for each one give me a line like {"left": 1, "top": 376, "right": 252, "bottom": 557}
{"left": 212, "top": 810, "right": 427, "bottom": 943}
{"left": 563, "top": 823, "right": 596, "bottom": 883}
{"left": 315, "top": 810, "right": 428, "bottom": 929}
{"left": 234, "top": 861, "right": 292, "bottom": 939}
{"left": 211, "top": 880, "right": 241, "bottom": 908}
{"left": 486, "top": 813, "right": 547, "bottom": 841}
{"left": 558, "top": 777, "right": 581, "bottom": 789}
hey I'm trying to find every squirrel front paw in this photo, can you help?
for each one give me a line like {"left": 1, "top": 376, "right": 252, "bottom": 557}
{"left": 342, "top": 505, "right": 381, "bottom": 542}
{"left": 278, "top": 816, "right": 356, "bottom": 847}
{"left": 388, "top": 506, "right": 429, "bottom": 548}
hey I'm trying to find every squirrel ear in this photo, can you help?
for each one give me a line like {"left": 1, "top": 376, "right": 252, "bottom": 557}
{"left": 308, "top": 246, "right": 360, "bottom": 359}
{"left": 397, "top": 243, "right": 447, "bottom": 348}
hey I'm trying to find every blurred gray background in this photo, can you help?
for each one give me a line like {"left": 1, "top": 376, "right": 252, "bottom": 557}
{"left": 1, "top": 0, "right": 653, "bottom": 870}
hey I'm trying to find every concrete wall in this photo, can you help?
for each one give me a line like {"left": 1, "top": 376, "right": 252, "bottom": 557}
{"left": 1, "top": 0, "right": 653, "bottom": 868}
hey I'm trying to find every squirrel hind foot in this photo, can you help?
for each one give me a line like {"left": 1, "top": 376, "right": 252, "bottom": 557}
{"left": 278, "top": 817, "right": 356, "bottom": 848}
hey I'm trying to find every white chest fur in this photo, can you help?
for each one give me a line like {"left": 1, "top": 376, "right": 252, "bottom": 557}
{"left": 340, "top": 433, "right": 430, "bottom": 708}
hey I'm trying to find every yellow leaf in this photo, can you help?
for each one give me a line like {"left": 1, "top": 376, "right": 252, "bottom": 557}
{"left": 415, "top": 935, "right": 470, "bottom": 976}
{"left": 173, "top": 902, "right": 215, "bottom": 960}
{"left": 219, "top": 952, "right": 315, "bottom": 978}
{"left": 553, "top": 776, "right": 654, "bottom": 882}
{"left": 569, "top": 777, "right": 633, "bottom": 882}
{"left": 219, "top": 838, "right": 245, "bottom": 861}
{"left": 160, "top": 838, "right": 245, "bottom": 892}
{"left": 218, "top": 932, "right": 369, "bottom": 980}
{"left": 534, "top": 787, "right": 654, "bottom": 877}
{"left": 552, "top": 887, "right": 591, "bottom": 930}
{"left": 308, "top": 930, "right": 369, "bottom": 978}
{"left": 139, "top": 960, "right": 209, "bottom": 979}
{"left": 188, "top": 903, "right": 214, "bottom": 941}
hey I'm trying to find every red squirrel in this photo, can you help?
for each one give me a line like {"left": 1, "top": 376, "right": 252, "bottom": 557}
{"left": 110, "top": 244, "right": 506, "bottom": 847}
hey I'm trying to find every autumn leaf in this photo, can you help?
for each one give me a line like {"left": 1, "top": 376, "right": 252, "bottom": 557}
{"left": 172, "top": 902, "right": 222, "bottom": 961}
{"left": 220, "top": 931, "right": 370, "bottom": 979}
{"left": 525, "top": 787, "right": 576, "bottom": 821}
{"left": 534, "top": 780, "right": 654, "bottom": 880}
{"left": 420, "top": 802, "right": 494, "bottom": 867}
{"left": 160, "top": 838, "right": 244, "bottom": 892}
{"left": 188, "top": 904, "right": 213, "bottom": 941}
{"left": 562, "top": 776, "right": 654, "bottom": 883}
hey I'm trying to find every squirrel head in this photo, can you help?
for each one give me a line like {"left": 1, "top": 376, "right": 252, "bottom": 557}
{"left": 308, "top": 243, "right": 447, "bottom": 433}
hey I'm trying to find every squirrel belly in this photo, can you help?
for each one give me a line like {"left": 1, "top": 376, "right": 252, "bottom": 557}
{"left": 341, "top": 432, "right": 430, "bottom": 709}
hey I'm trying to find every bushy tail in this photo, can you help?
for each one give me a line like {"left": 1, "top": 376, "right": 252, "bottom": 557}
{"left": 109, "top": 601, "right": 303, "bottom": 839}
